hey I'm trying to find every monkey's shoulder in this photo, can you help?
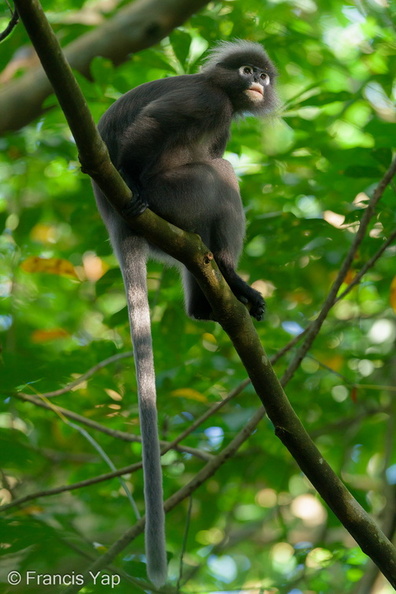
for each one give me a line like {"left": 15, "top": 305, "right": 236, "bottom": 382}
{"left": 123, "top": 73, "right": 224, "bottom": 99}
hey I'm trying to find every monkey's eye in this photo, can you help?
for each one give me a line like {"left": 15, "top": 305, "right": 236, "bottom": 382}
{"left": 260, "top": 72, "right": 271, "bottom": 86}
{"left": 239, "top": 65, "right": 253, "bottom": 76}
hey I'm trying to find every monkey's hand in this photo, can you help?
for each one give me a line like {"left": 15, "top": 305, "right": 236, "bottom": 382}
{"left": 119, "top": 173, "right": 148, "bottom": 218}
{"left": 122, "top": 195, "right": 148, "bottom": 218}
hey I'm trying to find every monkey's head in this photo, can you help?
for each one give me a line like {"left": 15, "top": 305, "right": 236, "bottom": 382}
{"left": 202, "top": 40, "right": 278, "bottom": 116}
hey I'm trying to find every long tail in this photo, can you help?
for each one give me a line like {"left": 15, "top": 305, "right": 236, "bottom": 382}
{"left": 120, "top": 235, "right": 167, "bottom": 588}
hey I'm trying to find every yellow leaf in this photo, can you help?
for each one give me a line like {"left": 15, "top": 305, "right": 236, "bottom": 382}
{"left": 93, "top": 543, "right": 108, "bottom": 553}
{"left": 202, "top": 332, "right": 217, "bottom": 352}
{"left": 343, "top": 269, "right": 356, "bottom": 285}
{"left": 21, "top": 256, "right": 78, "bottom": 279}
{"left": 322, "top": 354, "right": 344, "bottom": 372}
{"left": 202, "top": 332, "right": 217, "bottom": 344}
{"left": 391, "top": 276, "right": 396, "bottom": 313}
{"left": 21, "top": 505, "right": 44, "bottom": 515}
{"left": 31, "top": 328, "right": 69, "bottom": 343}
{"left": 30, "top": 223, "right": 57, "bottom": 244}
{"left": 171, "top": 388, "right": 208, "bottom": 403}
{"left": 105, "top": 389, "right": 123, "bottom": 401}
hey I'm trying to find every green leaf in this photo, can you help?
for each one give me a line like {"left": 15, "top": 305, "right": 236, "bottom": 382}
{"left": 343, "top": 165, "right": 383, "bottom": 178}
{"left": 372, "top": 147, "right": 393, "bottom": 167}
{"left": 170, "top": 30, "right": 192, "bottom": 67}
{"left": 90, "top": 56, "right": 115, "bottom": 86}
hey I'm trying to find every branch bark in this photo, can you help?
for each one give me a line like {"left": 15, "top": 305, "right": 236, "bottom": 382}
{"left": 12, "top": 0, "right": 396, "bottom": 589}
{"left": 0, "top": 0, "right": 210, "bottom": 134}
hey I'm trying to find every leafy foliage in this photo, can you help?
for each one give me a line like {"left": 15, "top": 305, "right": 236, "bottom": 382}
{"left": 0, "top": 0, "right": 395, "bottom": 592}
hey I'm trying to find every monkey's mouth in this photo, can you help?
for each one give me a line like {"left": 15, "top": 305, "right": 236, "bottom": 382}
{"left": 245, "top": 83, "right": 264, "bottom": 102}
{"left": 249, "top": 83, "right": 264, "bottom": 96}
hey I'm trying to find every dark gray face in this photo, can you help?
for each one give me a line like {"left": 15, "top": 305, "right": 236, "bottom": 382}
{"left": 239, "top": 64, "right": 271, "bottom": 86}
{"left": 238, "top": 64, "right": 272, "bottom": 106}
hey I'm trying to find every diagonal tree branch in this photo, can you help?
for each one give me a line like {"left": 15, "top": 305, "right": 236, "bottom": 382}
{"left": 12, "top": 0, "right": 396, "bottom": 589}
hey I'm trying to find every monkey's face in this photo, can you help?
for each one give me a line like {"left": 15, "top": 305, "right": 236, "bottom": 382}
{"left": 202, "top": 42, "right": 278, "bottom": 115}
{"left": 238, "top": 65, "right": 271, "bottom": 105}
{"left": 221, "top": 61, "right": 276, "bottom": 114}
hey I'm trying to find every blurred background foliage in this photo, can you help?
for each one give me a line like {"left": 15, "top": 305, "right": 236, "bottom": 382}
{"left": 0, "top": 0, "right": 395, "bottom": 592}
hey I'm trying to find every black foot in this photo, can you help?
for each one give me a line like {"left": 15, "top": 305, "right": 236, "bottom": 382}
{"left": 216, "top": 263, "right": 266, "bottom": 322}
{"left": 234, "top": 285, "right": 265, "bottom": 321}
{"left": 247, "top": 290, "right": 266, "bottom": 321}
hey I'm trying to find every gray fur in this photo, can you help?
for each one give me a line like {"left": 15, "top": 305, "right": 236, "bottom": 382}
{"left": 202, "top": 39, "right": 275, "bottom": 74}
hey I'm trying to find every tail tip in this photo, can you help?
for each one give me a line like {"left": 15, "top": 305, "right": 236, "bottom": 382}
{"left": 147, "top": 562, "right": 167, "bottom": 588}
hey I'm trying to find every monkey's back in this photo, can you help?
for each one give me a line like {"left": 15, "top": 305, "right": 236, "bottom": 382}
{"left": 98, "top": 73, "right": 235, "bottom": 169}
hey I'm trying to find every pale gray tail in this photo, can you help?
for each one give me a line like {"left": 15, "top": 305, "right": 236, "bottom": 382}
{"left": 119, "top": 235, "right": 167, "bottom": 588}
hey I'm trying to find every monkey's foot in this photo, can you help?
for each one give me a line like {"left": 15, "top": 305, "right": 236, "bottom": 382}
{"left": 249, "top": 293, "right": 266, "bottom": 321}
{"left": 237, "top": 287, "right": 265, "bottom": 321}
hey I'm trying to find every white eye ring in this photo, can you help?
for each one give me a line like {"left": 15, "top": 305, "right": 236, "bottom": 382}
{"left": 239, "top": 65, "right": 253, "bottom": 76}
{"left": 260, "top": 73, "right": 271, "bottom": 86}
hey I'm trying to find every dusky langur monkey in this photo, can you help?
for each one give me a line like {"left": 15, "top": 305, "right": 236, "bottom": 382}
{"left": 92, "top": 40, "right": 277, "bottom": 587}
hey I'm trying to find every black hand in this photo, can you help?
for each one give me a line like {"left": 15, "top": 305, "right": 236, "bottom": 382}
{"left": 119, "top": 171, "right": 148, "bottom": 217}
{"left": 122, "top": 194, "right": 148, "bottom": 218}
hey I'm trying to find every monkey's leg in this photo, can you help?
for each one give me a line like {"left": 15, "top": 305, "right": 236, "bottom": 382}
{"left": 209, "top": 160, "right": 266, "bottom": 321}
{"left": 213, "top": 250, "right": 266, "bottom": 321}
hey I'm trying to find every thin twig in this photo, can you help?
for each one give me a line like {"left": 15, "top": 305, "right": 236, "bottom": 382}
{"left": 0, "top": 4, "right": 19, "bottom": 42}
{"left": 0, "top": 462, "right": 144, "bottom": 512}
{"left": 159, "top": 379, "right": 250, "bottom": 455}
{"left": 177, "top": 496, "right": 193, "bottom": 590}
{"left": 39, "top": 351, "right": 134, "bottom": 398}
{"left": 336, "top": 229, "right": 396, "bottom": 302}
{"left": 281, "top": 158, "right": 396, "bottom": 386}
{"left": 12, "top": 392, "right": 212, "bottom": 461}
